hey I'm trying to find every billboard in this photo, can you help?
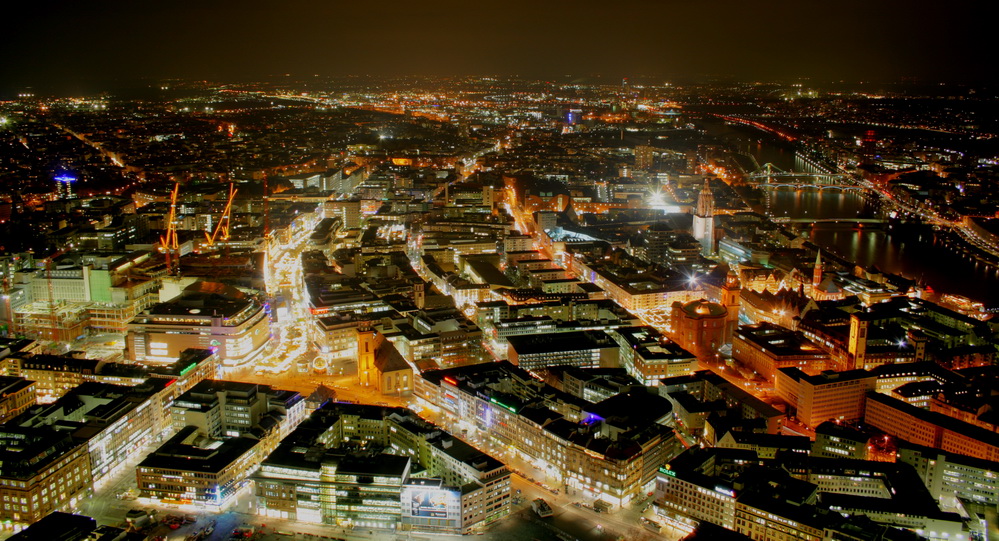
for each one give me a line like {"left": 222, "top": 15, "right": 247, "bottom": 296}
{"left": 401, "top": 484, "right": 460, "bottom": 523}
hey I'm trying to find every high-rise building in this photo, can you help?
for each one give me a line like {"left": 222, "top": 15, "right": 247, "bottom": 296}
{"left": 643, "top": 224, "right": 680, "bottom": 264}
{"left": 860, "top": 130, "right": 877, "bottom": 166}
{"left": 684, "top": 149, "right": 698, "bottom": 174}
{"left": 323, "top": 198, "right": 362, "bottom": 229}
{"left": 691, "top": 179, "right": 714, "bottom": 255}
{"left": 54, "top": 173, "right": 77, "bottom": 199}
{"left": 635, "top": 145, "right": 655, "bottom": 171}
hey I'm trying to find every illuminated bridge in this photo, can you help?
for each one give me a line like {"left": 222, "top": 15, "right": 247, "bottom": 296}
{"left": 771, "top": 217, "right": 888, "bottom": 224}
{"left": 747, "top": 163, "right": 863, "bottom": 191}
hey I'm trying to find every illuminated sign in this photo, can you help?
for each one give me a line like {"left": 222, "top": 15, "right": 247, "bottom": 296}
{"left": 400, "top": 485, "right": 460, "bottom": 524}
{"left": 443, "top": 376, "right": 458, "bottom": 386}
{"left": 442, "top": 392, "right": 457, "bottom": 412}
{"left": 714, "top": 485, "right": 735, "bottom": 498}
{"left": 179, "top": 362, "right": 197, "bottom": 377}
{"left": 658, "top": 466, "right": 676, "bottom": 477}
{"left": 489, "top": 397, "right": 516, "bottom": 414}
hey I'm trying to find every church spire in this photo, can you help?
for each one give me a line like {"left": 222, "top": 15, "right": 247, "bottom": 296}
{"left": 812, "top": 251, "right": 823, "bottom": 291}
{"left": 692, "top": 179, "right": 715, "bottom": 255}
{"left": 695, "top": 178, "right": 714, "bottom": 218}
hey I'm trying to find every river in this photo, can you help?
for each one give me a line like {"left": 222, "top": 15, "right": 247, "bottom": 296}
{"left": 702, "top": 120, "right": 999, "bottom": 306}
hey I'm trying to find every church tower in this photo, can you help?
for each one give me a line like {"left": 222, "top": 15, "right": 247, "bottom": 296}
{"left": 812, "top": 251, "right": 823, "bottom": 297}
{"left": 847, "top": 313, "right": 870, "bottom": 370}
{"left": 357, "top": 323, "right": 383, "bottom": 387}
{"left": 692, "top": 179, "right": 715, "bottom": 255}
{"left": 413, "top": 281, "right": 426, "bottom": 309}
{"left": 721, "top": 268, "right": 742, "bottom": 341}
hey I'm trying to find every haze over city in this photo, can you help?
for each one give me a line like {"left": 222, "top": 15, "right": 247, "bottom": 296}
{"left": 3, "top": 0, "right": 995, "bottom": 94}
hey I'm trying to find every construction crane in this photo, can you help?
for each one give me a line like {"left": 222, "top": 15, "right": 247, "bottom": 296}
{"left": 204, "top": 183, "right": 237, "bottom": 248}
{"left": 263, "top": 176, "right": 270, "bottom": 242}
{"left": 159, "top": 182, "right": 180, "bottom": 275}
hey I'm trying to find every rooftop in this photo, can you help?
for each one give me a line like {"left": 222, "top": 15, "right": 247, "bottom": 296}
{"left": 507, "top": 330, "right": 617, "bottom": 355}
{"left": 735, "top": 322, "right": 826, "bottom": 358}
{"left": 139, "top": 426, "right": 260, "bottom": 474}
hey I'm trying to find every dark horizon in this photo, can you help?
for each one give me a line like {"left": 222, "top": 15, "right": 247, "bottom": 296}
{"left": 2, "top": 0, "right": 993, "bottom": 95}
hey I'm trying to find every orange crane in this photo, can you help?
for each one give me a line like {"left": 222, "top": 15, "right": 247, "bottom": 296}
{"left": 204, "top": 183, "right": 238, "bottom": 248}
{"left": 159, "top": 182, "right": 180, "bottom": 274}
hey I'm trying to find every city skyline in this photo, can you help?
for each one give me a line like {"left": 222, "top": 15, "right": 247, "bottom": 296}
{"left": 2, "top": 0, "right": 996, "bottom": 95}
{"left": 2, "top": 4, "right": 999, "bottom": 538}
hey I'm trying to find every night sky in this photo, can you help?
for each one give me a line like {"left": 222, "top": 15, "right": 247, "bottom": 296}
{"left": 2, "top": 0, "right": 992, "bottom": 93}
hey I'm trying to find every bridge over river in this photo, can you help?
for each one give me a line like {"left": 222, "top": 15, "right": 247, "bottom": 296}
{"left": 771, "top": 217, "right": 888, "bottom": 225}
{"left": 746, "top": 163, "right": 864, "bottom": 191}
